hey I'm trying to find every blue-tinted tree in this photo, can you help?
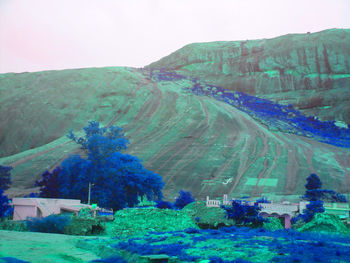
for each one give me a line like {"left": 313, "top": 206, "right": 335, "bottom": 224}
{"left": 303, "top": 173, "right": 322, "bottom": 200}
{"left": 302, "top": 173, "right": 347, "bottom": 203}
{"left": 42, "top": 121, "right": 164, "bottom": 211}
{"left": 296, "top": 173, "right": 346, "bottom": 223}
{"left": 221, "top": 200, "right": 266, "bottom": 227}
{"left": 0, "top": 165, "right": 12, "bottom": 220}
{"left": 173, "top": 190, "right": 195, "bottom": 209}
{"left": 67, "top": 120, "right": 129, "bottom": 161}
{"left": 35, "top": 167, "right": 62, "bottom": 198}
{"left": 0, "top": 165, "right": 12, "bottom": 191}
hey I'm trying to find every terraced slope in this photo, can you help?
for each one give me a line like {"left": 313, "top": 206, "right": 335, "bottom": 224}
{"left": 1, "top": 67, "right": 349, "bottom": 199}
{"left": 147, "top": 28, "right": 350, "bottom": 123}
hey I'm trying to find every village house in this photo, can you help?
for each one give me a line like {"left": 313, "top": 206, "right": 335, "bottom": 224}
{"left": 12, "top": 197, "right": 98, "bottom": 221}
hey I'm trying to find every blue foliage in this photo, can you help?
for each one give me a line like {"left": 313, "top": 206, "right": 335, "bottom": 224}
{"left": 58, "top": 154, "right": 91, "bottom": 202}
{"left": 184, "top": 227, "right": 200, "bottom": 234}
{"left": 44, "top": 121, "right": 164, "bottom": 211}
{"left": 23, "top": 192, "right": 38, "bottom": 198}
{"left": 305, "top": 173, "right": 322, "bottom": 191}
{"left": 209, "top": 256, "right": 252, "bottom": 263}
{"left": 35, "top": 167, "right": 62, "bottom": 198}
{"left": 26, "top": 214, "right": 71, "bottom": 234}
{"left": 105, "top": 225, "right": 350, "bottom": 263}
{"left": 0, "top": 165, "right": 12, "bottom": 191}
{"left": 155, "top": 200, "right": 174, "bottom": 209}
{"left": 296, "top": 173, "right": 346, "bottom": 223}
{"left": 58, "top": 152, "right": 164, "bottom": 211}
{"left": 221, "top": 200, "right": 266, "bottom": 226}
{"left": 150, "top": 69, "right": 186, "bottom": 81}
{"left": 256, "top": 197, "right": 271, "bottom": 203}
{"left": 0, "top": 257, "right": 30, "bottom": 263}
{"left": 0, "top": 189, "right": 12, "bottom": 219}
{"left": 67, "top": 121, "right": 129, "bottom": 160}
{"left": 184, "top": 81, "right": 350, "bottom": 148}
{"left": 173, "top": 190, "right": 195, "bottom": 209}
{"left": 301, "top": 200, "right": 325, "bottom": 223}
{"left": 90, "top": 256, "right": 127, "bottom": 263}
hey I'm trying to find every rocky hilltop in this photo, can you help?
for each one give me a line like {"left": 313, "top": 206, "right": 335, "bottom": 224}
{"left": 147, "top": 29, "right": 350, "bottom": 123}
{"left": 1, "top": 29, "right": 350, "bottom": 200}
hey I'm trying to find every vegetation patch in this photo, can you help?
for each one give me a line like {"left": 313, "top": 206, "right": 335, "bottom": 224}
{"left": 85, "top": 226, "right": 350, "bottom": 263}
{"left": 110, "top": 207, "right": 198, "bottom": 237}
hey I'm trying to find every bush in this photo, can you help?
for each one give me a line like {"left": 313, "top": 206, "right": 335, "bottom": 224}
{"left": 26, "top": 214, "right": 71, "bottom": 234}
{"left": 90, "top": 256, "right": 127, "bottom": 263}
{"left": 63, "top": 216, "right": 105, "bottom": 236}
{"left": 0, "top": 257, "right": 30, "bottom": 263}
{"left": 174, "top": 190, "right": 195, "bottom": 210}
{"left": 256, "top": 197, "right": 271, "bottom": 203}
{"left": 155, "top": 200, "right": 174, "bottom": 209}
{"left": 221, "top": 200, "right": 266, "bottom": 227}
{"left": 0, "top": 189, "right": 12, "bottom": 220}
{"left": 0, "top": 220, "right": 27, "bottom": 232}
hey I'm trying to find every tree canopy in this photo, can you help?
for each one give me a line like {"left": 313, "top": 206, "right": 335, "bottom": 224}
{"left": 37, "top": 121, "right": 164, "bottom": 211}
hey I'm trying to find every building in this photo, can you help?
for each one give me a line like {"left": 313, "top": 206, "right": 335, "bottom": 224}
{"left": 206, "top": 195, "right": 350, "bottom": 228}
{"left": 12, "top": 197, "right": 98, "bottom": 221}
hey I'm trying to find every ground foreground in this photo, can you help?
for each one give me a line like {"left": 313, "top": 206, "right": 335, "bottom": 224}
{"left": 2, "top": 226, "right": 350, "bottom": 263}
{"left": 0, "top": 230, "right": 102, "bottom": 263}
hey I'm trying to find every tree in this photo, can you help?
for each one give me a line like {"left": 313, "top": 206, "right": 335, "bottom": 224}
{"left": 35, "top": 167, "right": 62, "bottom": 198}
{"left": 0, "top": 165, "right": 12, "bottom": 220}
{"left": 297, "top": 173, "right": 346, "bottom": 223}
{"left": 173, "top": 190, "right": 195, "bottom": 209}
{"left": 302, "top": 173, "right": 347, "bottom": 203}
{"left": 0, "top": 165, "right": 12, "bottom": 190}
{"left": 67, "top": 120, "right": 129, "bottom": 161}
{"left": 37, "top": 121, "right": 164, "bottom": 211}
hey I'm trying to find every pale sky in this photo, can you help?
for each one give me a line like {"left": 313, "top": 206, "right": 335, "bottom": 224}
{"left": 0, "top": 0, "right": 350, "bottom": 73}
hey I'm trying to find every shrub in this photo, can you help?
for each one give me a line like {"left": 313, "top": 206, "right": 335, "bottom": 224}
{"left": 0, "top": 189, "right": 12, "bottom": 220}
{"left": 155, "top": 200, "right": 174, "bottom": 209}
{"left": 0, "top": 220, "right": 27, "bottom": 232}
{"left": 0, "top": 257, "right": 30, "bottom": 263}
{"left": 26, "top": 214, "right": 71, "bottom": 234}
{"left": 90, "top": 256, "right": 127, "bottom": 263}
{"left": 63, "top": 216, "right": 105, "bottom": 236}
{"left": 301, "top": 200, "right": 325, "bottom": 223}
{"left": 256, "top": 197, "right": 270, "bottom": 203}
{"left": 221, "top": 200, "right": 266, "bottom": 227}
{"left": 174, "top": 190, "right": 195, "bottom": 210}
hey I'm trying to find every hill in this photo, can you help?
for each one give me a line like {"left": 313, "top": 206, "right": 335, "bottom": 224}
{"left": 1, "top": 29, "right": 350, "bottom": 200}
{"left": 147, "top": 28, "right": 350, "bottom": 124}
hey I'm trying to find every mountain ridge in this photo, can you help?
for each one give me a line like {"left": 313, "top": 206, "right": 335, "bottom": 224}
{"left": 147, "top": 28, "right": 350, "bottom": 123}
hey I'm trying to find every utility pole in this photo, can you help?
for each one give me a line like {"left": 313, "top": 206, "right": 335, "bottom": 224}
{"left": 88, "top": 182, "right": 93, "bottom": 205}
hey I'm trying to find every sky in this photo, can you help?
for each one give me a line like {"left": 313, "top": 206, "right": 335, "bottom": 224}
{"left": 0, "top": 0, "right": 350, "bottom": 74}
